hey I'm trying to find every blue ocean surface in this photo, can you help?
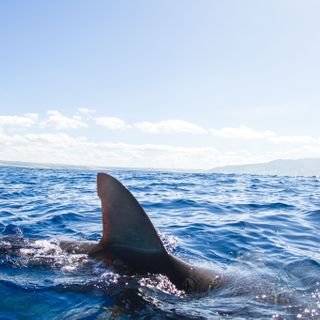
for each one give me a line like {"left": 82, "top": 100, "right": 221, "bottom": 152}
{"left": 0, "top": 166, "right": 319, "bottom": 319}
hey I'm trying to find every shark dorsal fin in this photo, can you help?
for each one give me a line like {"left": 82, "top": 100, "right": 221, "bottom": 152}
{"left": 97, "top": 173, "right": 166, "bottom": 253}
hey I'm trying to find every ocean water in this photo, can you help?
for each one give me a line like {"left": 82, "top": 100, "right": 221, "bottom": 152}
{"left": 0, "top": 166, "right": 319, "bottom": 320}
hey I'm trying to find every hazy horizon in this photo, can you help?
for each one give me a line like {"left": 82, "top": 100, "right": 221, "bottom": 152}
{"left": 2, "top": 157, "right": 320, "bottom": 176}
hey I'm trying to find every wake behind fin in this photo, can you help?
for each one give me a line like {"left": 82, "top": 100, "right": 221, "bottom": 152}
{"left": 97, "top": 173, "right": 166, "bottom": 254}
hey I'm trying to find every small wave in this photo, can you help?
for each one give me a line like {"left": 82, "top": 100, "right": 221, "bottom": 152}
{"left": 50, "top": 212, "right": 83, "bottom": 224}
{"left": 1, "top": 166, "right": 320, "bottom": 319}
{"left": 306, "top": 209, "right": 320, "bottom": 221}
{"left": 237, "top": 202, "right": 296, "bottom": 210}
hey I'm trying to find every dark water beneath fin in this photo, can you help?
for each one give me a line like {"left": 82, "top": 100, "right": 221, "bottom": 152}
{"left": 0, "top": 167, "right": 319, "bottom": 319}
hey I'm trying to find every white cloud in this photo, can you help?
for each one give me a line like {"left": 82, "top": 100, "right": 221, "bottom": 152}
{"left": 210, "top": 125, "right": 275, "bottom": 140}
{"left": 78, "top": 107, "right": 96, "bottom": 114}
{"left": 0, "top": 131, "right": 223, "bottom": 169}
{"left": 0, "top": 113, "right": 38, "bottom": 127}
{"left": 0, "top": 132, "right": 86, "bottom": 147}
{"left": 2, "top": 114, "right": 320, "bottom": 169}
{"left": 210, "top": 125, "right": 320, "bottom": 146}
{"left": 1, "top": 127, "right": 320, "bottom": 169}
{"left": 95, "top": 117, "right": 130, "bottom": 130}
{"left": 268, "top": 135, "right": 320, "bottom": 145}
{"left": 134, "top": 119, "right": 208, "bottom": 134}
{"left": 41, "top": 110, "right": 88, "bottom": 129}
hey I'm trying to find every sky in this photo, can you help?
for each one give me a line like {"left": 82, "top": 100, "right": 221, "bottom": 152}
{"left": 1, "top": 0, "right": 320, "bottom": 170}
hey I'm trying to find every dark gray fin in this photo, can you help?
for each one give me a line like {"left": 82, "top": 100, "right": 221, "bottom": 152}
{"left": 97, "top": 173, "right": 166, "bottom": 253}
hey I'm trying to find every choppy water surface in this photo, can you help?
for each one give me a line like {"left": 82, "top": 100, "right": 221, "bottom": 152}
{"left": 0, "top": 166, "right": 319, "bottom": 319}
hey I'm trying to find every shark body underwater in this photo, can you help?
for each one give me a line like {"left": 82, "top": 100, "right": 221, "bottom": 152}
{"left": 1, "top": 173, "right": 221, "bottom": 294}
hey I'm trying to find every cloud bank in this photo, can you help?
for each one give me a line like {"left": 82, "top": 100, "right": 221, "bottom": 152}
{"left": 134, "top": 119, "right": 208, "bottom": 134}
{"left": 211, "top": 125, "right": 275, "bottom": 140}
{"left": 41, "top": 110, "right": 87, "bottom": 129}
{"left": 0, "top": 113, "right": 38, "bottom": 127}
{"left": 95, "top": 117, "right": 130, "bottom": 130}
{"left": 1, "top": 111, "right": 320, "bottom": 170}
{"left": 78, "top": 108, "right": 96, "bottom": 114}
{"left": 0, "top": 130, "right": 224, "bottom": 169}
{"left": 211, "top": 125, "right": 320, "bottom": 145}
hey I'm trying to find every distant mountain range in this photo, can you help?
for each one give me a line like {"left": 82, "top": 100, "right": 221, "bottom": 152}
{"left": 210, "top": 158, "right": 320, "bottom": 176}
{"left": 0, "top": 160, "right": 91, "bottom": 170}
{"left": 0, "top": 160, "right": 184, "bottom": 173}
{"left": 1, "top": 158, "right": 320, "bottom": 177}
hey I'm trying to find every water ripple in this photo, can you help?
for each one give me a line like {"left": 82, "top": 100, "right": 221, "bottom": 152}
{"left": 0, "top": 166, "right": 319, "bottom": 319}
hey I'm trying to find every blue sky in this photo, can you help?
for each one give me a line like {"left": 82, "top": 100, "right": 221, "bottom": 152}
{"left": 1, "top": 1, "right": 320, "bottom": 169}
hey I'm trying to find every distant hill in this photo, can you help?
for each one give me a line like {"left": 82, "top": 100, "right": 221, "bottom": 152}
{"left": 0, "top": 160, "right": 91, "bottom": 170}
{"left": 1, "top": 158, "right": 320, "bottom": 176}
{"left": 209, "top": 158, "right": 320, "bottom": 176}
{"left": 0, "top": 160, "right": 188, "bottom": 173}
